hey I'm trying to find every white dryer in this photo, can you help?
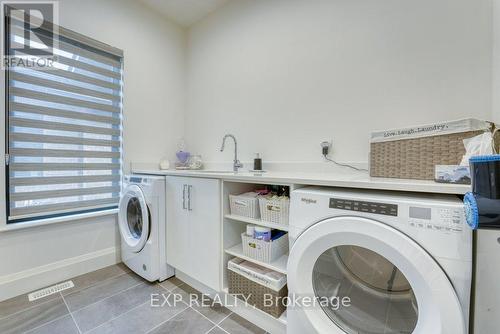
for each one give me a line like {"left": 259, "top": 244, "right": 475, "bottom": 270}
{"left": 119, "top": 175, "right": 174, "bottom": 282}
{"left": 287, "top": 187, "right": 472, "bottom": 334}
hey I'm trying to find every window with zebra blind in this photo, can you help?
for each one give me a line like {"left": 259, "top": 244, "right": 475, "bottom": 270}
{"left": 4, "top": 10, "right": 123, "bottom": 223}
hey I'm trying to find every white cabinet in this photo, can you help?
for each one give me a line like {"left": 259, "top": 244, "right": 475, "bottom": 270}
{"left": 474, "top": 230, "right": 500, "bottom": 333}
{"left": 166, "top": 176, "right": 221, "bottom": 291}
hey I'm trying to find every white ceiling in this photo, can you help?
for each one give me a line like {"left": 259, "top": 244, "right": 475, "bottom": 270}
{"left": 139, "top": 0, "right": 230, "bottom": 27}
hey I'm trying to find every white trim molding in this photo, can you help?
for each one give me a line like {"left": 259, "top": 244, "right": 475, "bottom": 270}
{"left": 0, "top": 246, "right": 119, "bottom": 301}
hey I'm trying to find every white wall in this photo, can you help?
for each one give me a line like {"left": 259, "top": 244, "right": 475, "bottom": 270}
{"left": 185, "top": 0, "right": 493, "bottom": 164}
{"left": 0, "top": 0, "right": 185, "bottom": 300}
{"left": 56, "top": 0, "right": 186, "bottom": 168}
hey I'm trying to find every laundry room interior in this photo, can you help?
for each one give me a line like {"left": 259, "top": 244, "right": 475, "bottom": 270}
{"left": 0, "top": 0, "right": 499, "bottom": 333}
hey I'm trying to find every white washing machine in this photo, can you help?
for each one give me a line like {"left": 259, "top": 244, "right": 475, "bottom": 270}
{"left": 287, "top": 187, "right": 472, "bottom": 334}
{"left": 119, "top": 175, "right": 174, "bottom": 282}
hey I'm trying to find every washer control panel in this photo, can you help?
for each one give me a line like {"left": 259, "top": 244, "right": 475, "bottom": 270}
{"left": 329, "top": 198, "right": 398, "bottom": 216}
{"left": 129, "top": 176, "right": 144, "bottom": 184}
{"left": 126, "top": 176, "right": 149, "bottom": 185}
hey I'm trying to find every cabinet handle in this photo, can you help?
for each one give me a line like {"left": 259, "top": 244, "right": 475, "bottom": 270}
{"left": 182, "top": 184, "right": 187, "bottom": 210}
{"left": 188, "top": 185, "right": 193, "bottom": 211}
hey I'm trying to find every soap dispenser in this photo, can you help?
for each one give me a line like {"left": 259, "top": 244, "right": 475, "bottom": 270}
{"left": 253, "top": 153, "right": 262, "bottom": 171}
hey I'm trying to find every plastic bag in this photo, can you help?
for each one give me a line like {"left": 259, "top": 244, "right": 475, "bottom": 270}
{"left": 460, "top": 132, "right": 495, "bottom": 165}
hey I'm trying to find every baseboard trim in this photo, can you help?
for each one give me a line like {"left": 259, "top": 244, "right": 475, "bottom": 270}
{"left": 0, "top": 247, "right": 120, "bottom": 301}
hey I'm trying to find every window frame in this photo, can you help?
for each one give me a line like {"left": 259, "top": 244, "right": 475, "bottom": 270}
{"left": 0, "top": 14, "right": 6, "bottom": 229}
{"left": 4, "top": 11, "right": 11, "bottom": 222}
{"left": 2, "top": 12, "right": 124, "bottom": 226}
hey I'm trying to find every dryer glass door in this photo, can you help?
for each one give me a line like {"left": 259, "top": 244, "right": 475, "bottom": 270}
{"left": 312, "top": 245, "right": 418, "bottom": 333}
{"left": 118, "top": 185, "right": 150, "bottom": 253}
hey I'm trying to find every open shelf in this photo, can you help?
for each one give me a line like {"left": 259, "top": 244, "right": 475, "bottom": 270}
{"left": 221, "top": 181, "right": 295, "bottom": 332}
{"left": 225, "top": 244, "right": 288, "bottom": 274}
{"left": 225, "top": 214, "right": 289, "bottom": 231}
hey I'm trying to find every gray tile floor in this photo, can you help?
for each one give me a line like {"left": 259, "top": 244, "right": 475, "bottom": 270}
{"left": 0, "top": 264, "right": 267, "bottom": 334}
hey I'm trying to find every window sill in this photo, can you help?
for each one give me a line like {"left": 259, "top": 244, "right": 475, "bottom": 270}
{"left": 0, "top": 208, "right": 119, "bottom": 233}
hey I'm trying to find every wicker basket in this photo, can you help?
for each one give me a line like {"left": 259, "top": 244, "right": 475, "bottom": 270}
{"left": 228, "top": 268, "right": 287, "bottom": 318}
{"left": 229, "top": 193, "right": 260, "bottom": 219}
{"left": 258, "top": 196, "right": 290, "bottom": 225}
{"left": 370, "top": 119, "right": 499, "bottom": 180}
{"left": 241, "top": 233, "right": 289, "bottom": 263}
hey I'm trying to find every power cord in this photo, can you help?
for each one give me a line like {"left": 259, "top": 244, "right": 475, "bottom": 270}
{"left": 323, "top": 154, "right": 368, "bottom": 172}
{"left": 321, "top": 141, "right": 368, "bottom": 172}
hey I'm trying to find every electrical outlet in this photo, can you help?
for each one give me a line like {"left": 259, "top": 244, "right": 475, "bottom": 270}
{"left": 321, "top": 140, "right": 333, "bottom": 156}
{"left": 320, "top": 141, "right": 331, "bottom": 148}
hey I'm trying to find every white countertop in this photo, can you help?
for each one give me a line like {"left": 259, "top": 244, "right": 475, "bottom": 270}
{"left": 131, "top": 168, "right": 471, "bottom": 195}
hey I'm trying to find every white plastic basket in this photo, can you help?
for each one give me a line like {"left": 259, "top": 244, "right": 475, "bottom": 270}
{"left": 228, "top": 258, "right": 287, "bottom": 292}
{"left": 241, "top": 232, "right": 288, "bottom": 263}
{"left": 258, "top": 196, "right": 290, "bottom": 225}
{"left": 229, "top": 193, "right": 260, "bottom": 219}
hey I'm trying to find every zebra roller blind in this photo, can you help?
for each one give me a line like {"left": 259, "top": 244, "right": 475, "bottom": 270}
{"left": 6, "top": 14, "right": 123, "bottom": 222}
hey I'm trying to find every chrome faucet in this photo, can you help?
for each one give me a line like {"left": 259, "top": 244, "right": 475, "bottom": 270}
{"left": 220, "top": 134, "right": 243, "bottom": 172}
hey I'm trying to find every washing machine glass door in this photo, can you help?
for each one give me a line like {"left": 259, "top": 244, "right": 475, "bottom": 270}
{"left": 288, "top": 216, "right": 465, "bottom": 334}
{"left": 118, "top": 185, "right": 150, "bottom": 253}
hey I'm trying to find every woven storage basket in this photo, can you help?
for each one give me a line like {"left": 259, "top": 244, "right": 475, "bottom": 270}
{"left": 241, "top": 233, "right": 289, "bottom": 263}
{"left": 229, "top": 194, "right": 260, "bottom": 219}
{"left": 228, "top": 269, "right": 287, "bottom": 318}
{"left": 258, "top": 196, "right": 290, "bottom": 225}
{"left": 370, "top": 119, "right": 499, "bottom": 180}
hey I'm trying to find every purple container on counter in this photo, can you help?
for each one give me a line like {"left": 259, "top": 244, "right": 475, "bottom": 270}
{"left": 176, "top": 151, "right": 190, "bottom": 163}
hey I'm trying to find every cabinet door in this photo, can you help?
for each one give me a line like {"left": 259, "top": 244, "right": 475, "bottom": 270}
{"left": 187, "top": 178, "right": 221, "bottom": 291}
{"left": 165, "top": 176, "right": 190, "bottom": 274}
{"left": 474, "top": 230, "right": 500, "bottom": 333}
